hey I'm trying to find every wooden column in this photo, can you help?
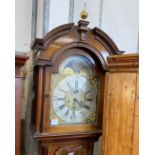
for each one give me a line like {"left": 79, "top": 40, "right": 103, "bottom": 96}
{"left": 15, "top": 54, "right": 28, "bottom": 155}
{"left": 102, "top": 54, "right": 139, "bottom": 155}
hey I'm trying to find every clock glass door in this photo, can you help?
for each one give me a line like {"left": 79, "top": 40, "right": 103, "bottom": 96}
{"left": 50, "top": 55, "right": 99, "bottom": 126}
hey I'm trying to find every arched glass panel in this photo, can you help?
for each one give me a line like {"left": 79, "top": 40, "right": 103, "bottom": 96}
{"left": 50, "top": 55, "right": 99, "bottom": 125}
{"left": 59, "top": 55, "right": 94, "bottom": 77}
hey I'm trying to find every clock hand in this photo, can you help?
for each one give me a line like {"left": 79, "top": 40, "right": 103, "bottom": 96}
{"left": 58, "top": 88, "right": 66, "bottom": 93}
{"left": 65, "top": 109, "right": 69, "bottom": 116}
{"left": 72, "top": 108, "right": 76, "bottom": 120}
{"left": 79, "top": 100, "right": 90, "bottom": 109}
{"left": 67, "top": 81, "right": 79, "bottom": 93}
{"left": 75, "top": 78, "right": 78, "bottom": 89}
{"left": 74, "top": 99, "right": 90, "bottom": 110}
{"left": 72, "top": 102, "right": 76, "bottom": 120}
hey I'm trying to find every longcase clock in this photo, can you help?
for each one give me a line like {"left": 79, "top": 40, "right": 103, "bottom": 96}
{"left": 31, "top": 20, "right": 122, "bottom": 155}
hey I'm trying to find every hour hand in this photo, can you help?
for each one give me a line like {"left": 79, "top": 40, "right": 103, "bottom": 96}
{"left": 67, "top": 82, "right": 79, "bottom": 93}
{"left": 67, "top": 82, "right": 73, "bottom": 91}
{"left": 80, "top": 101, "right": 90, "bottom": 110}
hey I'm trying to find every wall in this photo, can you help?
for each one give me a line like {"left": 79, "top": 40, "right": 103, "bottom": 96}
{"left": 15, "top": 0, "right": 32, "bottom": 52}
{"left": 101, "top": 0, "right": 139, "bottom": 52}
{"left": 15, "top": 0, "right": 139, "bottom": 53}
{"left": 39, "top": 0, "right": 139, "bottom": 53}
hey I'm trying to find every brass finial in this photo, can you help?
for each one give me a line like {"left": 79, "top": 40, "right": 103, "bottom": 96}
{"left": 80, "top": 9, "right": 88, "bottom": 20}
{"left": 80, "top": 2, "right": 88, "bottom": 20}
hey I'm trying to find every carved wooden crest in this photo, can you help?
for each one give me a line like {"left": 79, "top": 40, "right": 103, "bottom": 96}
{"left": 31, "top": 20, "right": 124, "bottom": 71}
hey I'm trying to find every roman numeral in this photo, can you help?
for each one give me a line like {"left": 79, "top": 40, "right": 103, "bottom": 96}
{"left": 57, "top": 98, "right": 64, "bottom": 101}
{"left": 59, "top": 104, "right": 65, "bottom": 110}
{"left": 72, "top": 110, "right": 76, "bottom": 119}
{"left": 83, "top": 105, "right": 90, "bottom": 110}
{"left": 65, "top": 109, "right": 69, "bottom": 116}
{"left": 54, "top": 96, "right": 65, "bottom": 102}
{"left": 86, "top": 98, "right": 93, "bottom": 101}
{"left": 75, "top": 79, "right": 78, "bottom": 88}
{"left": 80, "top": 111, "right": 85, "bottom": 117}
{"left": 53, "top": 96, "right": 58, "bottom": 100}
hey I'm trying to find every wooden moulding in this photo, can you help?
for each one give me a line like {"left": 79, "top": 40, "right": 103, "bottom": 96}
{"left": 31, "top": 20, "right": 123, "bottom": 58}
{"left": 31, "top": 23, "right": 74, "bottom": 51}
{"left": 15, "top": 54, "right": 29, "bottom": 66}
{"left": 107, "top": 53, "right": 139, "bottom": 72}
{"left": 33, "top": 130, "right": 102, "bottom": 142}
{"left": 15, "top": 54, "right": 29, "bottom": 77}
{"left": 92, "top": 27, "right": 124, "bottom": 55}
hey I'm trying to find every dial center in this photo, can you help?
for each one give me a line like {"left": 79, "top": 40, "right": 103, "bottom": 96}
{"left": 65, "top": 90, "right": 85, "bottom": 111}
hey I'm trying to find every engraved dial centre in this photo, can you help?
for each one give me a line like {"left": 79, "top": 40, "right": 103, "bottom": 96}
{"left": 51, "top": 75, "right": 97, "bottom": 124}
{"left": 65, "top": 90, "right": 85, "bottom": 111}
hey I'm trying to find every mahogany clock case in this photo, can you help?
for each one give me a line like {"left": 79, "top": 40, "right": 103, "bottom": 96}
{"left": 31, "top": 20, "right": 124, "bottom": 155}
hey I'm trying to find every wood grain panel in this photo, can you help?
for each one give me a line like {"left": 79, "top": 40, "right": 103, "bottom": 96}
{"left": 132, "top": 74, "right": 139, "bottom": 155}
{"left": 103, "top": 72, "right": 137, "bottom": 155}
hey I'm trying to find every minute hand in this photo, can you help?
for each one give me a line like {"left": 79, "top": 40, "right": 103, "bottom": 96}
{"left": 75, "top": 99, "right": 90, "bottom": 110}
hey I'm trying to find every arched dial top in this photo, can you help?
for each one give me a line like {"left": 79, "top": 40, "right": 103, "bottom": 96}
{"left": 50, "top": 55, "right": 99, "bottom": 125}
{"left": 59, "top": 55, "right": 95, "bottom": 76}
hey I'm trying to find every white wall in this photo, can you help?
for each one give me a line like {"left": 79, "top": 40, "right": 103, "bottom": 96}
{"left": 49, "top": 0, "right": 70, "bottom": 30}
{"left": 46, "top": 0, "right": 139, "bottom": 53}
{"left": 73, "top": 0, "right": 101, "bottom": 28}
{"left": 15, "top": 0, "right": 139, "bottom": 52}
{"left": 101, "top": 0, "right": 139, "bottom": 52}
{"left": 36, "top": 0, "right": 45, "bottom": 38}
{"left": 15, "top": 0, "right": 32, "bottom": 52}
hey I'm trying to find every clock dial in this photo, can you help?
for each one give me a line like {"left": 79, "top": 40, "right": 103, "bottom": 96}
{"left": 52, "top": 75, "right": 97, "bottom": 124}
{"left": 50, "top": 55, "right": 99, "bottom": 125}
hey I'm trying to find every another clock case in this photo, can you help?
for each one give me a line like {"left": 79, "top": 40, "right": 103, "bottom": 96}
{"left": 31, "top": 20, "right": 123, "bottom": 155}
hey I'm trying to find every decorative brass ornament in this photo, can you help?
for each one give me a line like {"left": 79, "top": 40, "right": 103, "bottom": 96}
{"left": 80, "top": 9, "right": 88, "bottom": 20}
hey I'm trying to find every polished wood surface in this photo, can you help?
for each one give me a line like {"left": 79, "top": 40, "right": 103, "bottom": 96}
{"left": 36, "top": 66, "right": 44, "bottom": 133}
{"left": 132, "top": 74, "right": 139, "bottom": 155}
{"left": 15, "top": 54, "right": 28, "bottom": 155}
{"left": 102, "top": 54, "right": 139, "bottom": 155}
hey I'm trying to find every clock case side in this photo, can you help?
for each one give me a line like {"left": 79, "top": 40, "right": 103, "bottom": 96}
{"left": 31, "top": 20, "right": 123, "bottom": 141}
